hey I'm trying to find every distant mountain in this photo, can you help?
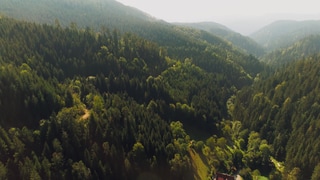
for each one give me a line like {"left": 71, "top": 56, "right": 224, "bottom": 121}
{"left": 261, "top": 34, "right": 320, "bottom": 66}
{"left": 0, "top": 0, "right": 264, "bottom": 79}
{"left": 0, "top": 0, "right": 268, "bottom": 133}
{"left": 175, "top": 22, "right": 232, "bottom": 36}
{"left": 250, "top": 20, "right": 320, "bottom": 52}
{"left": 0, "top": 0, "right": 162, "bottom": 30}
{"left": 176, "top": 22, "right": 265, "bottom": 57}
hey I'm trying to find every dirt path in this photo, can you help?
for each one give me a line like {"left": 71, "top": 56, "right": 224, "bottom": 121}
{"left": 80, "top": 108, "right": 90, "bottom": 120}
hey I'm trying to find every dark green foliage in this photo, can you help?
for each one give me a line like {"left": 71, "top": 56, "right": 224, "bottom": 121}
{"left": 1, "top": 1, "right": 310, "bottom": 177}
{"left": 0, "top": 16, "right": 267, "bottom": 179}
{"left": 159, "top": 61, "right": 229, "bottom": 129}
{"left": 233, "top": 56, "right": 320, "bottom": 179}
{"left": 0, "top": 0, "right": 265, "bottom": 85}
{"left": 0, "top": 64, "right": 62, "bottom": 127}
{"left": 163, "top": 26, "right": 265, "bottom": 86}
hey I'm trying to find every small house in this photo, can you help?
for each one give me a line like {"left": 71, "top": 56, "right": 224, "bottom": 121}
{"left": 215, "top": 172, "right": 235, "bottom": 180}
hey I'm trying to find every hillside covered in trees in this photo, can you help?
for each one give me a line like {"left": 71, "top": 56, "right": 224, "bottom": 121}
{"left": 232, "top": 56, "right": 320, "bottom": 179}
{"left": 250, "top": 20, "right": 320, "bottom": 52}
{"left": 176, "top": 22, "right": 265, "bottom": 57}
{"left": 0, "top": 0, "right": 266, "bottom": 60}
{"left": 2, "top": 0, "right": 320, "bottom": 179}
{"left": 0, "top": 16, "right": 273, "bottom": 179}
{"left": 261, "top": 34, "right": 320, "bottom": 67}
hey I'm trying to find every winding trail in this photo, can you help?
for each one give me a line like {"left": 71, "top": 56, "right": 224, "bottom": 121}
{"left": 80, "top": 108, "right": 90, "bottom": 120}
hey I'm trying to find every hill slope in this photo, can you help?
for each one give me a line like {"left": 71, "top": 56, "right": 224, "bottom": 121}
{"left": 0, "top": 1, "right": 273, "bottom": 179}
{"left": 250, "top": 20, "right": 320, "bottom": 52}
{"left": 261, "top": 34, "right": 320, "bottom": 66}
{"left": 232, "top": 56, "right": 320, "bottom": 179}
{"left": 0, "top": 0, "right": 157, "bottom": 27}
{"left": 0, "top": 16, "right": 272, "bottom": 180}
{"left": 177, "top": 22, "right": 265, "bottom": 57}
{"left": 0, "top": 0, "right": 265, "bottom": 87}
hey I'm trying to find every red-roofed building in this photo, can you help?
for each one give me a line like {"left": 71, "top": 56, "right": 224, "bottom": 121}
{"left": 215, "top": 172, "right": 235, "bottom": 180}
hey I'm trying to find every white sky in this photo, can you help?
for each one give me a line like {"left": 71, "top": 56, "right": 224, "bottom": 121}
{"left": 116, "top": 0, "right": 320, "bottom": 34}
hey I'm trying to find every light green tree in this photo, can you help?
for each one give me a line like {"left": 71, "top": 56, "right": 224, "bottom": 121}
{"left": 0, "top": 162, "right": 7, "bottom": 180}
{"left": 72, "top": 161, "right": 92, "bottom": 179}
{"left": 311, "top": 163, "right": 320, "bottom": 180}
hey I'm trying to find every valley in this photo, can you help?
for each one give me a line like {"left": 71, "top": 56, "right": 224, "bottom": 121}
{"left": 0, "top": 0, "right": 319, "bottom": 179}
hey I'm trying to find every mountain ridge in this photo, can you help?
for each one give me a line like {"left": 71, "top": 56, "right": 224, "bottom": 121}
{"left": 261, "top": 34, "right": 320, "bottom": 66}
{"left": 0, "top": 0, "right": 264, "bottom": 79}
{"left": 250, "top": 19, "right": 320, "bottom": 51}
{"left": 176, "top": 21, "right": 265, "bottom": 57}
{"left": 3, "top": 1, "right": 320, "bottom": 179}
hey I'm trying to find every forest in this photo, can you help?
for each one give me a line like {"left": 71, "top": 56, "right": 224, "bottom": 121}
{"left": 1, "top": 1, "right": 320, "bottom": 179}
{"left": 0, "top": 16, "right": 271, "bottom": 180}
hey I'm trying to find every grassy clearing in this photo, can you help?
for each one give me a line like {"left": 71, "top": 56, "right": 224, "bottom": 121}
{"left": 252, "top": 176, "right": 268, "bottom": 180}
{"left": 188, "top": 148, "right": 210, "bottom": 180}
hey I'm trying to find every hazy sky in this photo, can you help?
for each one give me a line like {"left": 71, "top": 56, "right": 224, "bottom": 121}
{"left": 116, "top": 0, "right": 320, "bottom": 34}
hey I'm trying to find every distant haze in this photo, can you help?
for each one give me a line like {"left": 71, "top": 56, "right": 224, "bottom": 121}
{"left": 116, "top": 0, "right": 320, "bottom": 35}
{"left": 222, "top": 13, "right": 320, "bottom": 35}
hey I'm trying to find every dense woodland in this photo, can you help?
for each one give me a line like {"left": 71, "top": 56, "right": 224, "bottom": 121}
{"left": 176, "top": 22, "right": 265, "bottom": 57}
{"left": 0, "top": 16, "right": 271, "bottom": 179}
{"left": 261, "top": 35, "right": 320, "bottom": 67}
{"left": 0, "top": 0, "right": 268, "bottom": 60}
{"left": 233, "top": 56, "right": 320, "bottom": 179}
{"left": 1, "top": 1, "right": 320, "bottom": 179}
